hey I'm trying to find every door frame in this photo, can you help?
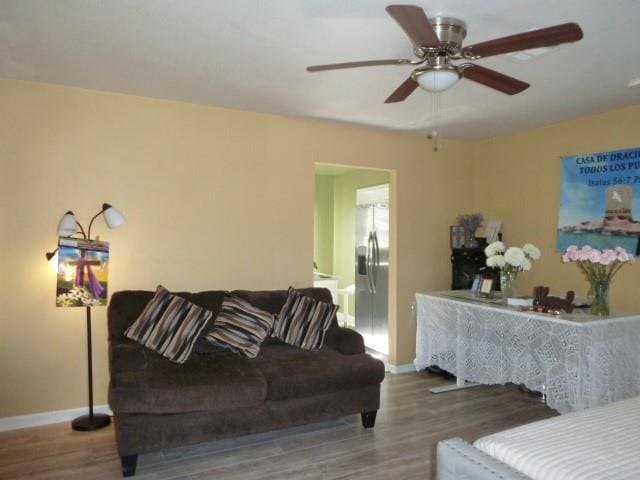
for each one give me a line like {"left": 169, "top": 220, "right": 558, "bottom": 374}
{"left": 313, "top": 163, "right": 397, "bottom": 363}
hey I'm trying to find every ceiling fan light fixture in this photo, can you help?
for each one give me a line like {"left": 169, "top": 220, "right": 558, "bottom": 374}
{"left": 415, "top": 67, "right": 460, "bottom": 93}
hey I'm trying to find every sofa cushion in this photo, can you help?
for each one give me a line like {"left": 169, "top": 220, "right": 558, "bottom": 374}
{"left": 231, "top": 288, "right": 333, "bottom": 317}
{"left": 109, "top": 290, "right": 225, "bottom": 340}
{"left": 109, "top": 340, "right": 267, "bottom": 414}
{"left": 251, "top": 343, "right": 386, "bottom": 401}
{"left": 272, "top": 288, "right": 338, "bottom": 350}
{"left": 124, "top": 285, "right": 213, "bottom": 363}
{"left": 204, "top": 294, "right": 275, "bottom": 358}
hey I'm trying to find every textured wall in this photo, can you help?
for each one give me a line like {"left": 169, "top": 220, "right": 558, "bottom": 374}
{"left": 0, "top": 78, "right": 474, "bottom": 417}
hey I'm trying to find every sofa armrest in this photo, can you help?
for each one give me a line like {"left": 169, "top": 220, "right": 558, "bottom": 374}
{"left": 323, "top": 327, "right": 365, "bottom": 355}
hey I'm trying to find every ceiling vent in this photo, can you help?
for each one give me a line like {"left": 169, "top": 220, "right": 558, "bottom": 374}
{"left": 506, "top": 46, "right": 558, "bottom": 63}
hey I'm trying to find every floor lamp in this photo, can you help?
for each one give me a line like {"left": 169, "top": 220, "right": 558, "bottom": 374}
{"left": 46, "top": 203, "right": 126, "bottom": 431}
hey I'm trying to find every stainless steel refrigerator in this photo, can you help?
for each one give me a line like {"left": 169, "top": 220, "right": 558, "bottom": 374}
{"left": 355, "top": 185, "right": 389, "bottom": 355}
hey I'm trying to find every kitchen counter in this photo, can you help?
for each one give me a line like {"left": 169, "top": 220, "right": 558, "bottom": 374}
{"left": 313, "top": 274, "right": 339, "bottom": 304}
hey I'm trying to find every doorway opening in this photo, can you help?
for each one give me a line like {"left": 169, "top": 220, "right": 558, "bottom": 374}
{"left": 313, "top": 164, "right": 391, "bottom": 356}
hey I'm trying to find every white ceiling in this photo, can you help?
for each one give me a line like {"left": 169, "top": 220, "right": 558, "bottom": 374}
{"left": 1, "top": 0, "right": 640, "bottom": 139}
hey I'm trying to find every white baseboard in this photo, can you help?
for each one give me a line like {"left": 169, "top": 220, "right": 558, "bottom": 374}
{"left": 0, "top": 405, "right": 113, "bottom": 432}
{"left": 388, "top": 363, "right": 416, "bottom": 374}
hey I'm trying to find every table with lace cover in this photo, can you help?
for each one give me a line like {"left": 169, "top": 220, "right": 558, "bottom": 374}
{"left": 414, "top": 291, "right": 640, "bottom": 413}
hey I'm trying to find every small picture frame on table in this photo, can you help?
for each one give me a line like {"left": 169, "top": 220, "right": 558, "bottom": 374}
{"left": 478, "top": 278, "right": 494, "bottom": 297}
{"left": 470, "top": 274, "right": 482, "bottom": 295}
{"left": 450, "top": 225, "right": 465, "bottom": 249}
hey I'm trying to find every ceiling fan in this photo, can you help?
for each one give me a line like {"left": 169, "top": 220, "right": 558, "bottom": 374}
{"left": 306, "top": 5, "right": 583, "bottom": 103}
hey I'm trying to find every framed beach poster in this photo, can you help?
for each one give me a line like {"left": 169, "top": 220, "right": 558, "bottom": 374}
{"left": 557, "top": 147, "right": 640, "bottom": 255}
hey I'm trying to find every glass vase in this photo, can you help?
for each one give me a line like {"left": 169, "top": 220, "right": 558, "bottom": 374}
{"left": 500, "top": 270, "right": 519, "bottom": 299}
{"left": 590, "top": 281, "right": 610, "bottom": 316}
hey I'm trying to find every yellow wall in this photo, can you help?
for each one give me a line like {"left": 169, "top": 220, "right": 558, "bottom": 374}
{"left": 0, "top": 78, "right": 474, "bottom": 418}
{"left": 313, "top": 175, "right": 334, "bottom": 275}
{"left": 6, "top": 76, "right": 635, "bottom": 420}
{"left": 473, "top": 104, "right": 640, "bottom": 312}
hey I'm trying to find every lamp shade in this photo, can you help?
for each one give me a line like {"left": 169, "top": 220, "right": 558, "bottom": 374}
{"left": 57, "top": 211, "right": 78, "bottom": 236}
{"left": 102, "top": 203, "right": 126, "bottom": 229}
{"left": 416, "top": 69, "right": 460, "bottom": 93}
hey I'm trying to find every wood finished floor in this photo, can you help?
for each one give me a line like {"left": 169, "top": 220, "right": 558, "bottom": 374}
{"left": 0, "top": 372, "right": 557, "bottom": 480}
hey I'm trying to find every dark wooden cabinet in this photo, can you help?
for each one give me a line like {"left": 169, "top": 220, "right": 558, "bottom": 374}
{"left": 451, "top": 248, "right": 487, "bottom": 290}
{"left": 450, "top": 238, "right": 500, "bottom": 290}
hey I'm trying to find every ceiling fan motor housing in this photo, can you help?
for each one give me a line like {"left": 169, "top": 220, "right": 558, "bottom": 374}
{"left": 418, "top": 17, "right": 467, "bottom": 57}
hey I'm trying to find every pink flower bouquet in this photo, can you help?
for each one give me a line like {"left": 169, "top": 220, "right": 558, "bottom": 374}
{"left": 561, "top": 245, "right": 635, "bottom": 315}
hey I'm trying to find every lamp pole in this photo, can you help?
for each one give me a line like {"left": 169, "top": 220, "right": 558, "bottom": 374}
{"left": 71, "top": 305, "right": 110, "bottom": 431}
{"left": 69, "top": 223, "right": 111, "bottom": 431}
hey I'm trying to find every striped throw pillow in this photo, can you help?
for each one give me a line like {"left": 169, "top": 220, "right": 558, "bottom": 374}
{"left": 204, "top": 294, "right": 275, "bottom": 358}
{"left": 125, "top": 285, "right": 213, "bottom": 364}
{"left": 273, "top": 288, "right": 338, "bottom": 350}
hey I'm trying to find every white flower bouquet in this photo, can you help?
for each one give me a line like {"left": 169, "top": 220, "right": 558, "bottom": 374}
{"left": 485, "top": 241, "right": 541, "bottom": 272}
{"left": 485, "top": 241, "right": 541, "bottom": 298}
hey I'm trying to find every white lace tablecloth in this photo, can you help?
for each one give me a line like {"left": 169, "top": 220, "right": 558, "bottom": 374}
{"left": 415, "top": 291, "right": 640, "bottom": 413}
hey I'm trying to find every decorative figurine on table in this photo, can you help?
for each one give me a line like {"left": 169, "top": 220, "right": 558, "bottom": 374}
{"left": 532, "top": 286, "right": 575, "bottom": 314}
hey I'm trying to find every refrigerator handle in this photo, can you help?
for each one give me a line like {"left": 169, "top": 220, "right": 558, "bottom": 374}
{"left": 372, "top": 231, "right": 380, "bottom": 291}
{"left": 367, "top": 232, "right": 375, "bottom": 294}
{"left": 368, "top": 232, "right": 376, "bottom": 294}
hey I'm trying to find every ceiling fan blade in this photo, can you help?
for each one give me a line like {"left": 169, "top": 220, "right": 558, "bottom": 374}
{"left": 464, "top": 23, "right": 583, "bottom": 58}
{"left": 386, "top": 5, "right": 440, "bottom": 48}
{"left": 462, "top": 65, "right": 529, "bottom": 95}
{"left": 307, "top": 59, "right": 413, "bottom": 72}
{"left": 384, "top": 76, "right": 419, "bottom": 103}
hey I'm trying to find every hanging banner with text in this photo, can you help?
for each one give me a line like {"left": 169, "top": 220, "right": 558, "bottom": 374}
{"left": 557, "top": 147, "right": 640, "bottom": 254}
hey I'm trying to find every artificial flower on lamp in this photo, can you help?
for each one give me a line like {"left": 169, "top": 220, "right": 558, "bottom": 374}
{"left": 45, "top": 202, "right": 126, "bottom": 431}
{"left": 485, "top": 241, "right": 542, "bottom": 299}
{"left": 456, "top": 213, "right": 484, "bottom": 248}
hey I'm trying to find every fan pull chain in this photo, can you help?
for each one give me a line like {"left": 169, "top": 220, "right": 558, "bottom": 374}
{"left": 428, "top": 93, "right": 443, "bottom": 152}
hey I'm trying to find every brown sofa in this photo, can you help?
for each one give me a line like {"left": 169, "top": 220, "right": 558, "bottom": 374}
{"left": 108, "top": 288, "right": 386, "bottom": 477}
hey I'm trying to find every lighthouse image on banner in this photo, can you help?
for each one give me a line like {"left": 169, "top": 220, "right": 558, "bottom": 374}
{"left": 557, "top": 147, "right": 640, "bottom": 254}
